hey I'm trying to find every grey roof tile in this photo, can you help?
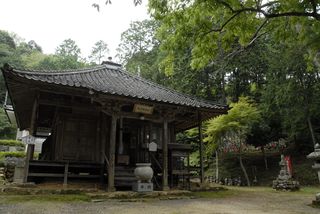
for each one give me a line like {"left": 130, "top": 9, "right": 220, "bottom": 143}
{"left": 5, "top": 64, "right": 226, "bottom": 110}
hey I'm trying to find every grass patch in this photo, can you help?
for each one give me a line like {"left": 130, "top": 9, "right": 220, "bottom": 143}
{"left": 310, "top": 203, "right": 320, "bottom": 209}
{"left": 192, "top": 189, "right": 236, "bottom": 199}
{"left": 2, "top": 194, "right": 91, "bottom": 203}
{"left": 225, "top": 185, "right": 320, "bottom": 196}
{"left": 294, "top": 186, "right": 320, "bottom": 195}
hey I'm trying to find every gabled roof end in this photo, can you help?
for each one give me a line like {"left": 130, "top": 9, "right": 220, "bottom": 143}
{"left": 101, "top": 61, "right": 122, "bottom": 70}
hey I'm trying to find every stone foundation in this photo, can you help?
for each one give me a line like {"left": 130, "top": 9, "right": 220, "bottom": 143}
{"left": 272, "top": 179, "right": 299, "bottom": 191}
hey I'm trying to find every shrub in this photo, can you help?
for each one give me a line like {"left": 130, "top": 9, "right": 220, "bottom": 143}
{"left": 0, "top": 151, "right": 26, "bottom": 159}
{"left": 0, "top": 139, "right": 24, "bottom": 147}
{"left": 0, "top": 151, "right": 26, "bottom": 167}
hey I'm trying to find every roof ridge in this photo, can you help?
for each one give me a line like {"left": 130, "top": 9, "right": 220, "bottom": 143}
{"left": 8, "top": 64, "right": 108, "bottom": 75}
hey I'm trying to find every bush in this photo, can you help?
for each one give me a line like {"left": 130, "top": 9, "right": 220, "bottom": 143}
{"left": 0, "top": 151, "right": 26, "bottom": 167}
{"left": 0, "top": 151, "right": 26, "bottom": 159}
{"left": 0, "top": 139, "right": 24, "bottom": 147}
{"left": 293, "top": 158, "right": 318, "bottom": 185}
{"left": 208, "top": 151, "right": 319, "bottom": 186}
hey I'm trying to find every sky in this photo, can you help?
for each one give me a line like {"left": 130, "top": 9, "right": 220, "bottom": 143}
{"left": 0, "top": 0, "right": 150, "bottom": 60}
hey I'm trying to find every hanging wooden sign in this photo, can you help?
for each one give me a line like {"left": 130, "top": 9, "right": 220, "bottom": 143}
{"left": 133, "top": 104, "right": 154, "bottom": 115}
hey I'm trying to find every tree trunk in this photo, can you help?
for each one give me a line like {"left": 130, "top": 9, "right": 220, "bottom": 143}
{"left": 239, "top": 154, "right": 251, "bottom": 187}
{"left": 307, "top": 116, "right": 317, "bottom": 146}
{"left": 236, "top": 132, "right": 250, "bottom": 187}
{"left": 215, "top": 150, "right": 219, "bottom": 181}
{"left": 261, "top": 146, "right": 268, "bottom": 170}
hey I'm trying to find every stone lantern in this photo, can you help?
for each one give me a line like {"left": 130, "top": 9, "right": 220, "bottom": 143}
{"left": 307, "top": 143, "right": 320, "bottom": 206}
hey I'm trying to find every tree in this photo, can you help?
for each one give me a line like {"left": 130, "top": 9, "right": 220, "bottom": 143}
{"left": 260, "top": 44, "right": 320, "bottom": 151}
{"left": 92, "top": 0, "right": 143, "bottom": 12}
{"left": 0, "top": 30, "right": 23, "bottom": 104}
{"left": 55, "top": 38, "right": 81, "bottom": 59}
{"left": 0, "top": 30, "right": 15, "bottom": 50}
{"left": 115, "top": 19, "right": 172, "bottom": 87}
{"left": 205, "top": 97, "right": 261, "bottom": 186}
{"left": 89, "top": 40, "right": 109, "bottom": 64}
{"left": 149, "top": 0, "right": 320, "bottom": 70}
{"left": 117, "top": 19, "right": 159, "bottom": 64}
{"left": 54, "top": 39, "right": 85, "bottom": 69}
{"left": 0, "top": 107, "right": 16, "bottom": 139}
{"left": 116, "top": 19, "right": 222, "bottom": 101}
{"left": 17, "top": 40, "right": 43, "bottom": 55}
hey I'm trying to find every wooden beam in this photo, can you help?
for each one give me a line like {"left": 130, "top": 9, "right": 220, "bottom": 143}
{"left": 198, "top": 111, "right": 204, "bottom": 184}
{"left": 162, "top": 118, "right": 169, "bottom": 190}
{"left": 102, "top": 109, "right": 163, "bottom": 123}
{"left": 107, "top": 112, "right": 117, "bottom": 192}
{"left": 38, "top": 98, "right": 100, "bottom": 111}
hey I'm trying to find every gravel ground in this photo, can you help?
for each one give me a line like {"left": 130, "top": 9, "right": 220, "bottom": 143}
{"left": 0, "top": 187, "right": 319, "bottom": 214}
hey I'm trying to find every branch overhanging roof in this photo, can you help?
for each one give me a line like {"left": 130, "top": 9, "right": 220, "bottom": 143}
{"left": 2, "top": 63, "right": 227, "bottom": 111}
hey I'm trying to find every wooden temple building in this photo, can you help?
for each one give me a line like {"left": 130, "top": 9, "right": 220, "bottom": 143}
{"left": 1, "top": 62, "right": 227, "bottom": 191}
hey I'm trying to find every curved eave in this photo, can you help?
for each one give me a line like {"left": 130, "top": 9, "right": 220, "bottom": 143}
{"left": 4, "top": 66, "right": 227, "bottom": 112}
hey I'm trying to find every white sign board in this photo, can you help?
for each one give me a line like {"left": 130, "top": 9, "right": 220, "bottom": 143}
{"left": 21, "top": 135, "right": 35, "bottom": 144}
{"left": 149, "top": 142, "right": 157, "bottom": 152}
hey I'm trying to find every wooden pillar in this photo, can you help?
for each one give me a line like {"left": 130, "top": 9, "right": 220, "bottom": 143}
{"left": 30, "top": 94, "right": 38, "bottom": 135}
{"left": 118, "top": 117, "right": 123, "bottom": 154}
{"left": 100, "top": 114, "right": 107, "bottom": 164}
{"left": 23, "top": 144, "right": 35, "bottom": 183}
{"left": 108, "top": 113, "right": 117, "bottom": 192}
{"left": 162, "top": 118, "right": 169, "bottom": 190}
{"left": 99, "top": 114, "right": 107, "bottom": 186}
{"left": 187, "top": 154, "right": 191, "bottom": 190}
{"left": 198, "top": 111, "right": 204, "bottom": 184}
{"left": 63, "top": 162, "right": 69, "bottom": 187}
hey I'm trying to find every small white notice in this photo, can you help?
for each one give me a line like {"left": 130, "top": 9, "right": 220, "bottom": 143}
{"left": 149, "top": 141, "right": 157, "bottom": 152}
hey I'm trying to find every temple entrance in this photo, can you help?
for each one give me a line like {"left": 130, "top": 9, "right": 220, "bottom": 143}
{"left": 114, "top": 119, "right": 164, "bottom": 189}
{"left": 116, "top": 119, "right": 163, "bottom": 166}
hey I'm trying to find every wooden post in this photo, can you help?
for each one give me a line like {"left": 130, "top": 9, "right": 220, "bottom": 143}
{"left": 100, "top": 114, "right": 107, "bottom": 186}
{"left": 63, "top": 162, "right": 69, "bottom": 188}
{"left": 215, "top": 150, "right": 219, "bottom": 182}
{"left": 118, "top": 117, "right": 123, "bottom": 154}
{"left": 108, "top": 112, "right": 117, "bottom": 192}
{"left": 30, "top": 95, "right": 38, "bottom": 135}
{"left": 162, "top": 118, "right": 169, "bottom": 190}
{"left": 198, "top": 111, "right": 204, "bottom": 184}
{"left": 187, "top": 154, "right": 191, "bottom": 190}
{"left": 100, "top": 114, "right": 107, "bottom": 164}
{"left": 23, "top": 144, "right": 35, "bottom": 183}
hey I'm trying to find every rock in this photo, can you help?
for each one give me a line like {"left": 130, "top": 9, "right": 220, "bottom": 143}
{"left": 315, "top": 193, "right": 320, "bottom": 201}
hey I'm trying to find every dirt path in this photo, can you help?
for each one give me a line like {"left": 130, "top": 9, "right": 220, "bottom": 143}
{"left": 0, "top": 187, "right": 319, "bottom": 214}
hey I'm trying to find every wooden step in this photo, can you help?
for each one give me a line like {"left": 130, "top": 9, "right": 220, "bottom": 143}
{"left": 28, "top": 173, "right": 101, "bottom": 179}
{"left": 115, "top": 176, "right": 137, "bottom": 181}
{"left": 28, "top": 173, "right": 64, "bottom": 177}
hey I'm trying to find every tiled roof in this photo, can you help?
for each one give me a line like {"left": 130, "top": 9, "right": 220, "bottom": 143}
{"left": 3, "top": 63, "right": 226, "bottom": 110}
